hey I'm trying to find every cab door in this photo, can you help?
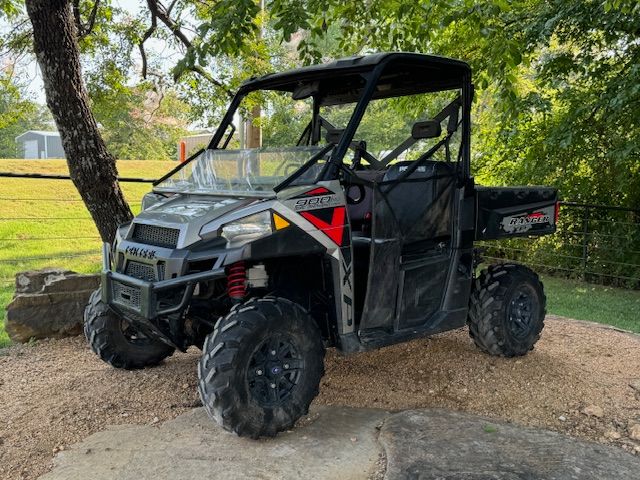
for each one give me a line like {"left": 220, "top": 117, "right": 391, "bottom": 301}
{"left": 358, "top": 160, "right": 457, "bottom": 333}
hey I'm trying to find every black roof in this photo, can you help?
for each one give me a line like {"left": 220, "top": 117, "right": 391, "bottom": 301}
{"left": 240, "top": 52, "right": 471, "bottom": 105}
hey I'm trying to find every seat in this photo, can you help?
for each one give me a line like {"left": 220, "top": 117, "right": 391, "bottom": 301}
{"left": 346, "top": 170, "right": 384, "bottom": 238}
{"left": 382, "top": 160, "right": 453, "bottom": 182}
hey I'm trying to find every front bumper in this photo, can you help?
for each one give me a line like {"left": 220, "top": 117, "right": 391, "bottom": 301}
{"left": 101, "top": 243, "right": 226, "bottom": 320}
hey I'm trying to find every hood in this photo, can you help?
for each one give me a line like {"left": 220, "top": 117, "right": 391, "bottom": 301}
{"left": 131, "top": 194, "right": 258, "bottom": 248}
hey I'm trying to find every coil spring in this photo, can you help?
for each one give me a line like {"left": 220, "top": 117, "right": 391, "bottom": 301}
{"left": 226, "top": 261, "right": 247, "bottom": 299}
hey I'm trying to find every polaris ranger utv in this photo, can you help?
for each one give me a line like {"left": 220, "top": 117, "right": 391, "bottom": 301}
{"left": 84, "top": 53, "right": 558, "bottom": 438}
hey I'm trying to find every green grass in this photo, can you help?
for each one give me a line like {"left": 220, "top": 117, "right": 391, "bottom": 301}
{"left": 542, "top": 275, "right": 640, "bottom": 333}
{"left": 0, "top": 159, "right": 174, "bottom": 347}
{"left": 483, "top": 424, "right": 498, "bottom": 434}
{"left": 0, "top": 159, "right": 638, "bottom": 346}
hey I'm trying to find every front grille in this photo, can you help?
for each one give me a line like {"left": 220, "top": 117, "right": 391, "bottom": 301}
{"left": 113, "top": 282, "right": 141, "bottom": 309}
{"left": 125, "top": 261, "right": 156, "bottom": 282}
{"left": 132, "top": 223, "right": 180, "bottom": 248}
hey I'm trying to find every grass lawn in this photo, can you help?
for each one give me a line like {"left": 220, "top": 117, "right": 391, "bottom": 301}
{"left": 542, "top": 275, "right": 640, "bottom": 333}
{"left": 0, "top": 159, "right": 174, "bottom": 347}
{"left": 0, "top": 159, "right": 638, "bottom": 346}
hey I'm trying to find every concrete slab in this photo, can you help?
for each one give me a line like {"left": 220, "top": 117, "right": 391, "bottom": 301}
{"left": 40, "top": 407, "right": 640, "bottom": 480}
{"left": 380, "top": 409, "right": 640, "bottom": 480}
{"left": 39, "top": 406, "right": 388, "bottom": 480}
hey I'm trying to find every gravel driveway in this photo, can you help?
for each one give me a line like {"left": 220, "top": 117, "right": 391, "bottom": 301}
{"left": 1, "top": 315, "right": 639, "bottom": 479}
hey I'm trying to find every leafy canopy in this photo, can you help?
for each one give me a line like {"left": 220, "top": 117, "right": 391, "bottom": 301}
{"left": 0, "top": 0, "right": 638, "bottom": 205}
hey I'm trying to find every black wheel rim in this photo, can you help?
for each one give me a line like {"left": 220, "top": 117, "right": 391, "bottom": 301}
{"left": 507, "top": 286, "right": 537, "bottom": 339}
{"left": 247, "top": 336, "right": 303, "bottom": 407}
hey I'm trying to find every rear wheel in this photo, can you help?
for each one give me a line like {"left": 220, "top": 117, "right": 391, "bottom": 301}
{"left": 467, "top": 263, "right": 546, "bottom": 357}
{"left": 198, "top": 297, "right": 325, "bottom": 438}
{"left": 84, "top": 289, "right": 175, "bottom": 369}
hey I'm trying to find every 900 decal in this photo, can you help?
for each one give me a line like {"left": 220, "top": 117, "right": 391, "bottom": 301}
{"left": 294, "top": 194, "right": 341, "bottom": 211}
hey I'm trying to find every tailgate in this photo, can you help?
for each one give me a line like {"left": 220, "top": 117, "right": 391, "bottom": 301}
{"left": 476, "top": 186, "right": 558, "bottom": 240}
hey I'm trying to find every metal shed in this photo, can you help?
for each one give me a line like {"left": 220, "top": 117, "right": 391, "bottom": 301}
{"left": 15, "top": 130, "right": 65, "bottom": 159}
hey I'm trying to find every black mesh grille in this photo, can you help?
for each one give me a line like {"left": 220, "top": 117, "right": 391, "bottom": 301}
{"left": 125, "top": 261, "right": 156, "bottom": 282}
{"left": 112, "top": 282, "right": 141, "bottom": 309}
{"left": 132, "top": 223, "right": 180, "bottom": 248}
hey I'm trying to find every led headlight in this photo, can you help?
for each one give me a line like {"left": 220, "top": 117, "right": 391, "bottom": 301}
{"left": 221, "top": 211, "right": 273, "bottom": 247}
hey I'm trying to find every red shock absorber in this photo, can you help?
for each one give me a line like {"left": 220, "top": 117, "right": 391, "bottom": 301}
{"left": 226, "top": 261, "right": 247, "bottom": 300}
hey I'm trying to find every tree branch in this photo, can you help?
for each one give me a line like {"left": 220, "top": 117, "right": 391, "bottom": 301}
{"left": 145, "top": 0, "right": 233, "bottom": 97}
{"left": 165, "top": 0, "right": 180, "bottom": 16}
{"left": 84, "top": 0, "right": 101, "bottom": 36}
{"left": 138, "top": 8, "right": 158, "bottom": 79}
{"left": 147, "top": 0, "right": 192, "bottom": 48}
{"left": 72, "top": 0, "right": 101, "bottom": 38}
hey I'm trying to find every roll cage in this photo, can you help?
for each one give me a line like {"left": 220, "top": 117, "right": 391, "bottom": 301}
{"left": 154, "top": 53, "right": 472, "bottom": 190}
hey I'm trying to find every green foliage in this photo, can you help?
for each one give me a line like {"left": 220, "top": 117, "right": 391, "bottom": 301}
{"left": 473, "top": 1, "right": 640, "bottom": 209}
{"left": 264, "top": 0, "right": 639, "bottom": 207}
{"left": 0, "top": 0, "right": 22, "bottom": 19}
{"left": 192, "top": 0, "right": 260, "bottom": 58}
{"left": 3, "top": 1, "right": 639, "bottom": 206}
{"left": 89, "top": 81, "right": 191, "bottom": 160}
{"left": 0, "top": 72, "right": 49, "bottom": 157}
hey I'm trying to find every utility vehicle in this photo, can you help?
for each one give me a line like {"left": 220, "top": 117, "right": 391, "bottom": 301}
{"left": 85, "top": 53, "right": 558, "bottom": 438}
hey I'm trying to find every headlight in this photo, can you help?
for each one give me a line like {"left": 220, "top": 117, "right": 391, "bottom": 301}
{"left": 113, "top": 223, "right": 129, "bottom": 249}
{"left": 221, "top": 211, "right": 272, "bottom": 247}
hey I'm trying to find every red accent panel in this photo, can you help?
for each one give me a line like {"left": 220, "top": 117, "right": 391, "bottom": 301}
{"left": 305, "top": 187, "right": 330, "bottom": 196}
{"left": 300, "top": 207, "right": 346, "bottom": 246}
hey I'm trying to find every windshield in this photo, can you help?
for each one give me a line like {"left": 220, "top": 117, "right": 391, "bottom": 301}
{"left": 154, "top": 146, "right": 325, "bottom": 196}
{"left": 154, "top": 67, "right": 464, "bottom": 197}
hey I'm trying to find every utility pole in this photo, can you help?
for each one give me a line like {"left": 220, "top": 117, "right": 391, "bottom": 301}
{"left": 245, "top": 0, "right": 264, "bottom": 149}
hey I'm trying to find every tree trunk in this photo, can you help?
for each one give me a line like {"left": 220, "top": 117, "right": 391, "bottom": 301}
{"left": 246, "top": 105, "right": 262, "bottom": 149}
{"left": 25, "top": 0, "right": 132, "bottom": 242}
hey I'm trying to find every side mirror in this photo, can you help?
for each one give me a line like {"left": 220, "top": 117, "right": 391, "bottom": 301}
{"left": 411, "top": 120, "right": 442, "bottom": 140}
{"left": 325, "top": 129, "right": 344, "bottom": 145}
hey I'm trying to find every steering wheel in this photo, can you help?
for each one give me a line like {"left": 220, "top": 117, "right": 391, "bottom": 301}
{"left": 345, "top": 184, "right": 366, "bottom": 205}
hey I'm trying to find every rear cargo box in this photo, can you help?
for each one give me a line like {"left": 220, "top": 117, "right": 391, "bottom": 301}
{"left": 475, "top": 186, "right": 558, "bottom": 240}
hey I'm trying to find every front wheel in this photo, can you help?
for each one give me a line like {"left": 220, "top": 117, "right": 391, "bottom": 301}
{"left": 467, "top": 263, "right": 546, "bottom": 357}
{"left": 198, "top": 297, "right": 325, "bottom": 438}
{"left": 84, "top": 289, "right": 175, "bottom": 369}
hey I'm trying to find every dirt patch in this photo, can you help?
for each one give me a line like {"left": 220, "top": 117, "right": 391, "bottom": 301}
{"left": 1, "top": 315, "right": 639, "bottom": 479}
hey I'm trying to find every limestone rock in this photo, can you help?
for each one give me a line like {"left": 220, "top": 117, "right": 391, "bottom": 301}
{"left": 582, "top": 405, "right": 604, "bottom": 418}
{"left": 604, "top": 429, "right": 621, "bottom": 440}
{"left": 5, "top": 269, "right": 100, "bottom": 343}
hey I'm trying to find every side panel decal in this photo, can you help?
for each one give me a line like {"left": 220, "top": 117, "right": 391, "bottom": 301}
{"left": 275, "top": 180, "right": 354, "bottom": 335}
{"left": 300, "top": 206, "right": 347, "bottom": 246}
